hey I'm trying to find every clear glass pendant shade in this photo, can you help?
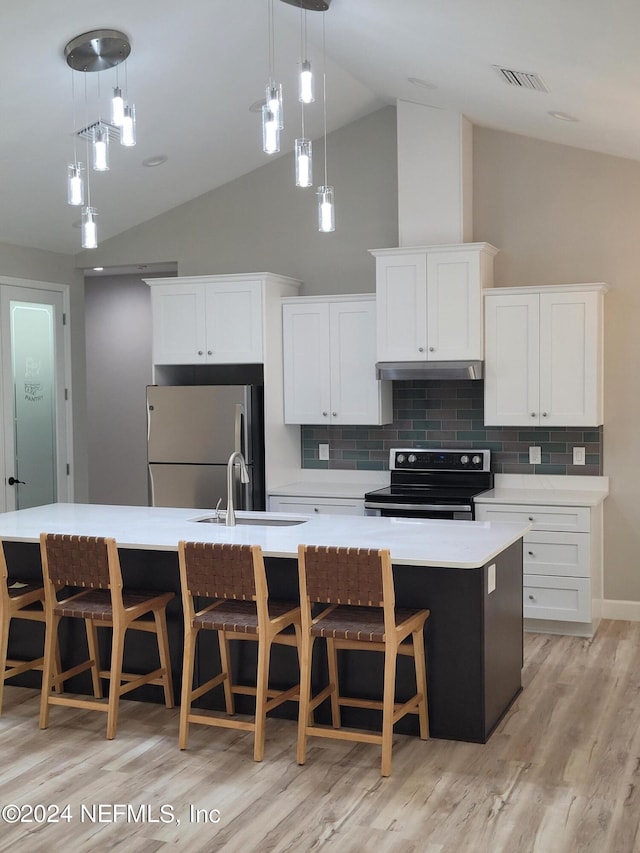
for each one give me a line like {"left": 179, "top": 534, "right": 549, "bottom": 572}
{"left": 120, "top": 104, "right": 136, "bottom": 146}
{"left": 295, "top": 139, "right": 313, "bottom": 187}
{"left": 298, "top": 60, "right": 314, "bottom": 104}
{"left": 266, "top": 83, "right": 283, "bottom": 130}
{"left": 317, "top": 185, "right": 335, "bottom": 232}
{"left": 67, "top": 163, "right": 84, "bottom": 206}
{"left": 262, "top": 104, "right": 280, "bottom": 154}
{"left": 92, "top": 125, "right": 109, "bottom": 171}
{"left": 111, "top": 86, "right": 124, "bottom": 127}
{"left": 81, "top": 206, "right": 98, "bottom": 249}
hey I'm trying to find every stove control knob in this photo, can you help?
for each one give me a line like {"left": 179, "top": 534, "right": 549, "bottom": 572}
{"left": 396, "top": 454, "right": 406, "bottom": 465}
{"left": 408, "top": 454, "right": 417, "bottom": 464}
{"left": 472, "top": 455, "right": 481, "bottom": 465}
{"left": 460, "top": 455, "right": 469, "bottom": 465}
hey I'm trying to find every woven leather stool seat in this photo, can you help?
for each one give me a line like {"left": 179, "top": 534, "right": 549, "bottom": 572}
{"left": 297, "top": 544, "right": 430, "bottom": 777}
{"left": 39, "top": 533, "right": 174, "bottom": 740}
{"left": 1, "top": 542, "right": 63, "bottom": 715}
{"left": 178, "top": 541, "right": 301, "bottom": 761}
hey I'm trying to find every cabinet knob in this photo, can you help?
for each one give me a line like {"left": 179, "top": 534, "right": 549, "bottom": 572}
{"left": 542, "top": 412, "right": 548, "bottom": 417}
{"left": 207, "top": 350, "right": 212, "bottom": 356}
{"left": 418, "top": 347, "right": 425, "bottom": 353}
{"left": 528, "top": 594, "right": 535, "bottom": 600}
{"left": 314, "top": 507, "right": 319, "bottom": 513}
{"left": 322, "top": 412, "right": 328, "bottom": 417}
{"left": 528, "top": 516, "right": 534, "bottom": 522}
{"left": 530, "top": 412, "right": 536, "bottom": 418}
{"left": 332, "top": 412, "right": 337, "bottom": 417}
{"left": 528, "top": 551, "right": 534, "bottom": 556}
{"left": 429, "top": 346, "right": 435, "bottom": 352}
{"left": 198, "top": 350, "right": 204, "bottom": 356}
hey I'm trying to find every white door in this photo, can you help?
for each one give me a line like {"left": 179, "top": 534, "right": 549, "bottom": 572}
{"left": 426, "top": 250, "right": 482, "bottom": 361}
{"left": 282, "top": 301, "right": 331, "bottom": 424}
{"left": 329, "top": 300, "right": 380, "bottom": 425}
{"left": 1, "top": 286, "right": 69, "bottom": 511}
{"left": 375, "top": 253, "right": 428, "bottom": 361}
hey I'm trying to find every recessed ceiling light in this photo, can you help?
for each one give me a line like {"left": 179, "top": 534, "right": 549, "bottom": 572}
{"left": 548, "top": 111, "right": 578, "bottom": 122}
{"left": 408, "top": 77, "right": 436, "bottom": 90}
{"left": 142, "top": 155, "right": 168, "bottom": 167}
{"left": 93, "top": 266, "right": 104, "bottom": 271}
{"left": 249, "top": 99, "right": 266, "bottom": 113}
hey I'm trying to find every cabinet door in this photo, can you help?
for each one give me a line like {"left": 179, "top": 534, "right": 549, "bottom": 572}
{"left": 150, "top": 284, "right": 207, "bottom": 364}
{"left": 205, "top": 280, "right": 264, "bottom": 363}
{"left": 329, "top": 300, "right": 389, "bottom": 424}
{"left": 426, "top": 250, "right": 482, "bottom": 360}
{"left": 539, "top": 291, "right": 601, "bottom": 426}
{"left": 375, "top": 253, "right": 427, "bottom": 361}
{"left": 282, "top": 302, "right": 331, "bottom": 424}
{"left": 484, "top": 292, "right": 540, "bottom": 426}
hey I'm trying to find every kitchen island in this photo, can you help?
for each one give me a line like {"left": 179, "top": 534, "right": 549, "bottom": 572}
{"left": 0, "top": 503, "right": 528, "bottom": 743}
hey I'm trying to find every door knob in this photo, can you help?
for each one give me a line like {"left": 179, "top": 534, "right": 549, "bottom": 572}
{"left": 8, "top": 477, "right": 25, "bottom": 486}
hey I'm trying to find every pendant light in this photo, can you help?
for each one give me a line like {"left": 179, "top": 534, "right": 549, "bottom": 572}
{"left": 298, "top": 9, "right": 314, "bottom": 104}
{"left": 316, "top": 12, "right": 335, "bottom": 231}
{"left": 262, "top": 0, "right": 283, "bottom": 154}
{"left": 64, "top": 29, "right": 135, "bottom": 249}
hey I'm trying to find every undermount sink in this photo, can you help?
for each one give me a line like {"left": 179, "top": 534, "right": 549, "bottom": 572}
{"left": 194, "top": 515, "right": 307, "bottom": 527}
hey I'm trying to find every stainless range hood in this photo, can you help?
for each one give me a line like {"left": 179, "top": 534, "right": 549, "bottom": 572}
{"left": 376, "top": 361, "right": 483, "bottom": 381}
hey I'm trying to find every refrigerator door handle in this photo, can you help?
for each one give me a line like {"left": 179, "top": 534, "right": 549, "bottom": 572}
{"left": 148, "top": 465, "right": 156, "bottom": 506}
{"left": 234, "top": 404, "right": 244, "bottom": 454}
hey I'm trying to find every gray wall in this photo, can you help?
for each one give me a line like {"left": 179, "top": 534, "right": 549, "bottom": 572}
{"left": 84, "top": 273, "right": 154, "bottom": 505}
{"left": 473, "top": 126, "right": 640, "bottom": 602}
{"left": 0, "top": 240, "right": 88, "bottom": 502}
{"left": 77, "top": 107, "right": 399, "bottom": 294}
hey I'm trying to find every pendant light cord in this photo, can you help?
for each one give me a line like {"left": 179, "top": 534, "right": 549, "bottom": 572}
{"left": 322, "top": 11, "right": 328, "bottom": 185}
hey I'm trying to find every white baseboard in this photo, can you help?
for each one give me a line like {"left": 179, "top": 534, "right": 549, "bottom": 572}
{"left": 602, "top": 599, "right": 640, "bottom": 621}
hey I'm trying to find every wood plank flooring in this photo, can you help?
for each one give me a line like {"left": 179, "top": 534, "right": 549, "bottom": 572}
{"left": 1, "top": 620, "right": 640, "bottom": 852}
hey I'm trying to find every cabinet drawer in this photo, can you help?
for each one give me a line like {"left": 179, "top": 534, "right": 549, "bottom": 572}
{"left": 268, "top": 496, "right": 365, "bottom": 516}
{"left": 523, "top": 575, "right": 591, "bottom": 622}
{"left": 476, "top": 503, "right": 590, "bottom": 532}
{"left": 523, "top": 531, "right": 589, "bottom": 578}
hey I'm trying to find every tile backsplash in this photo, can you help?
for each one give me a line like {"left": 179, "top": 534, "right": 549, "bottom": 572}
{"left": 301, "top": 379, "right": 603, "bottom": 475}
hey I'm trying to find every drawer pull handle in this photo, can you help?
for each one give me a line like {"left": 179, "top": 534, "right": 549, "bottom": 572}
{"left": 314, "top": 507, "right": 319, "bottom": 512}
{"left": 528, "top": 517, "right": 534, "bottom": 522}
{"left": 528, "top": 551, "right": 534, "bottom": 556}
{"left": 528, "top": 594, "right": 535, "bottom": 600}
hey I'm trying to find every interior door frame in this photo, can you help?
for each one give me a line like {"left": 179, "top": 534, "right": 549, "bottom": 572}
{"left": 0, "top": 275, "right": 73, "bottom": 512}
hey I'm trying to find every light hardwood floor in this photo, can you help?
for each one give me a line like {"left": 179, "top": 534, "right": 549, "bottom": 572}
{"left": 1, "top": 620, "right": 639, "bottom": 852}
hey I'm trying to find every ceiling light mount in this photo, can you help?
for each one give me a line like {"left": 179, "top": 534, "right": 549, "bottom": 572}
{"left": 64, "top": 29, "right": 131, "bottom": 73}
{"left": 280, "top": 0, "right": 331, "bottom": 11}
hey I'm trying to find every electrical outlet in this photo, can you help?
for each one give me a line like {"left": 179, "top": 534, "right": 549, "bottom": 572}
{"left": 573, "top": 446, "right": 586, "bottom": 465}
{"left": 529, "top": 446, "right": 541, "bottom": 465}
{"left": 318, "top": 443, "right": 329, "bottom": 461}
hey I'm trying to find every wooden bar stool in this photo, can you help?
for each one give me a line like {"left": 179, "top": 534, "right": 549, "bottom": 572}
{"left": 39, "top": 533, "right": 175, "bottom": 739}
{"left": 178, "top": 541, "right": 301, "bottom": 761}
{"left": 0, "top": 539, "right": 63, "bottom": 714}
{"left": 296, "top": 544, "right": 430, "bottom": 777}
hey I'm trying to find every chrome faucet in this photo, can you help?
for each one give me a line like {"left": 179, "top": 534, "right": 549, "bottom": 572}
{"left": 226, "top": 450, "right": 250, "bottom": 526}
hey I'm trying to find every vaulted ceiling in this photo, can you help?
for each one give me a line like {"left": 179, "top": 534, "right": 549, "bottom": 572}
{"left": 2, "top": 0, "right": 637, "bottom": 255}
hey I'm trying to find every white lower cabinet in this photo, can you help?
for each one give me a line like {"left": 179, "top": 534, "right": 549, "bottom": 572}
{"left": 268, "top": 495, "right": 365, "bottom": 516}
{"left": 475, "top": 501, "right": 602, "bottom": 634}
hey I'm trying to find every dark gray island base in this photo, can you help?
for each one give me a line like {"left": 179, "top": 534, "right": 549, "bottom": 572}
{"left": 4, "top": 538, "right": 522, "bottom": 744}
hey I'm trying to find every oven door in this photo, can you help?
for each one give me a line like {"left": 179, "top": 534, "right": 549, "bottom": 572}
{"left": 364, "top": 501, "right": 473, "bottom": 521}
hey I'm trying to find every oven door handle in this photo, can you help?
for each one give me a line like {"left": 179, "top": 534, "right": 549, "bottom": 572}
{"left": 364, "top": 501, "right": 473, "bottom": 513}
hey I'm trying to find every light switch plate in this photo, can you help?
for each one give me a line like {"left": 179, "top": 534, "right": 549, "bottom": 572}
{"left": 318, "top": 443, "right": 329, "bottom": 461}
{"left": 529, "top": 446, "right": 541, "bottom": 465}
{"left": 573, "top": 446, "right": 586, "bottom": 465}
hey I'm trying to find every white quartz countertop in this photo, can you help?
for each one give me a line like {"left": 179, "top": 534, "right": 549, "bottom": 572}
{"left": 0, "top": 503, "right": 529, "bottom": 570}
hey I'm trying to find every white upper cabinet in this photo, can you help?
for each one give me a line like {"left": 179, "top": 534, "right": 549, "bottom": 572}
{"left": 484, "top": 284, "right": 607, "bottom": 426}
{"left": 147, "top": 274, "right": 299, "bottom": 365}
{"left": 370, "top": 243, "right": 498, "bottom": 362}
{"left": 282, "top": 295, "right": 392, "bottom": 425}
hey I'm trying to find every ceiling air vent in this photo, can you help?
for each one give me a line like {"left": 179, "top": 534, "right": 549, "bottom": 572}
{"left": 492, "top": 65, "right": 549, "bottom": 92}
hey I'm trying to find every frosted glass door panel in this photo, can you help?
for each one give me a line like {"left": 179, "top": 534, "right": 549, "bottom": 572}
{"left": 10, "top": 301, "right": 56, "bottom": 508}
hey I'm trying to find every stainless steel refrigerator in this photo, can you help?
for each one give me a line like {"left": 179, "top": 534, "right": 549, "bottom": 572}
{"left": 146, "top": 385, "right": 264, "bottom": 510}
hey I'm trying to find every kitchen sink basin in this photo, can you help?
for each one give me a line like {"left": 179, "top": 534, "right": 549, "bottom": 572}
{"left": 194, "top": 515, "right": 307, "bottom": 526}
